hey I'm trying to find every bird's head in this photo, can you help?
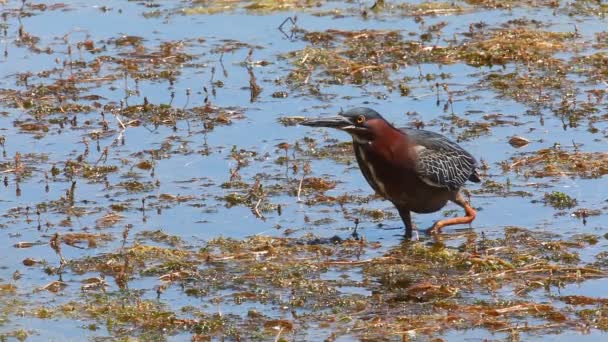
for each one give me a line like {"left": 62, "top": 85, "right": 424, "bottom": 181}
{"left": 300, "top": 107, "right": 390, "bottom": 143}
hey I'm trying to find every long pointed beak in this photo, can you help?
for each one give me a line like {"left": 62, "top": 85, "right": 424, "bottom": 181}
{"left": 299, "top": 115, "right": 353, "bottom": 130}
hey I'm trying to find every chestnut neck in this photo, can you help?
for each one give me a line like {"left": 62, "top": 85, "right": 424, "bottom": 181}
{"left": 363, "top": 119, "right": 410, "bottom": 166}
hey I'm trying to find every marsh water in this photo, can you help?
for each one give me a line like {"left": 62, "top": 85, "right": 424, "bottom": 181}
{"left": 1, "top": 0, "right": 608, "bottom": 341}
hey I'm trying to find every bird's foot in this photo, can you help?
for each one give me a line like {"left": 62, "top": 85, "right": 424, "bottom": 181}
{"left": 425, "top": 222, "right": 443, "bottom": 235}
{"left": 404, "top": 229, "right": 420, "bottom": 242}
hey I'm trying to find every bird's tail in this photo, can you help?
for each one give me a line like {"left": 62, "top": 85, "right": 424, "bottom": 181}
{"left": 469, "top": 169, "right": 481, "bottom": 183}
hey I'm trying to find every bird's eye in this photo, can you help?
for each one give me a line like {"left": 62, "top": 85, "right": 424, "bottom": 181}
{"left": 356, "top": 115, "right": 365, "bottom": 125}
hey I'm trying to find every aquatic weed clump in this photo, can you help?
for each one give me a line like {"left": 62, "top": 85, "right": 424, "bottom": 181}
{"left": 508, "top": 147, "right": 608, "bottom": 178}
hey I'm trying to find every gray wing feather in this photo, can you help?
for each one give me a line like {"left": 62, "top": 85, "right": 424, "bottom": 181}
{"left": 402, "top": 128, "right": 478, "bottom": 191}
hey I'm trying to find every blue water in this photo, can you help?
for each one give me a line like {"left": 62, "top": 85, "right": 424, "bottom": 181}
{"left": 1, "top": 0, "right": 607, "bottom": 340}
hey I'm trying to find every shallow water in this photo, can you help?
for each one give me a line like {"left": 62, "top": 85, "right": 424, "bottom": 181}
{"left": 1, "top": 0, "right": 607, "bottom": 340}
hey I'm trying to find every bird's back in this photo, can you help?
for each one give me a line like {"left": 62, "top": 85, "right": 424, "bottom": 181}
{"left": 401, "top": 128, "right": 473, "bottom": 157}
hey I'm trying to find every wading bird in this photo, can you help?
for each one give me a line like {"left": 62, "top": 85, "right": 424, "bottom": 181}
{"left": 301, "top": 107, "right": 480, "bottom": 239}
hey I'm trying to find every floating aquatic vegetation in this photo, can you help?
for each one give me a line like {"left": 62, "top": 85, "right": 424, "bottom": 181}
{"left": 181, "top": 0, "right": 328, "bottom": 15}
{"left": 5, "top": 220, "right": 608, "bottom": 340}
{"left": 543, "top": 191, "right": 578, "bottom": 209}
{"left": 571, "top": 52, "right": 608, "bottom": 81}
{"left": 561, "top": 0, "right": 608, "bottom": 16}
{"left": 508, "top": 147, "right": 608, "bottom": 178}
{"left": 484, "top": 71, "right": 571, "bottom": 106}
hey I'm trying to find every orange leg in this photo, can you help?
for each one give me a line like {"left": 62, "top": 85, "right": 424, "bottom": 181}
{"left": 428, "top": 192, "right": 476, "bottom": 234}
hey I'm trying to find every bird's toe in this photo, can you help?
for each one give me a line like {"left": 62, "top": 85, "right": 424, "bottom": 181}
{"left": 410, "top": 229, "right": 420, "bottom": 241}
{"left": 426, "top": 222, "right": 442, "bottom": 235}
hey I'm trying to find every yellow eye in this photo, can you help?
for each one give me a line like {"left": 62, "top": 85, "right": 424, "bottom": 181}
{"left": 356, "top": 115, "right": 365, "bottom": 124}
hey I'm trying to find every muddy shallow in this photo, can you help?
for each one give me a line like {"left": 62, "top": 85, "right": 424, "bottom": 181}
{"left": 1, "top": 0, "right": 607, "bottom": 340}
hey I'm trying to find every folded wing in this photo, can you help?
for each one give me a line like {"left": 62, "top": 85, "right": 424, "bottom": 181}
{"left": 403, "top": 128, "right": 480, "bottom": 191}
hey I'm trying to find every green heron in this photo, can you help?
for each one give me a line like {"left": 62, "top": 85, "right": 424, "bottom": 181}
{"left": 301, "top": 107, "right": 480, "bottom": 239}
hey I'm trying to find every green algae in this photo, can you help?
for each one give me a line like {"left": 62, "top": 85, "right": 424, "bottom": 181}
{"left": 544, "top": 191, "right": 578, "bottom": 209}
